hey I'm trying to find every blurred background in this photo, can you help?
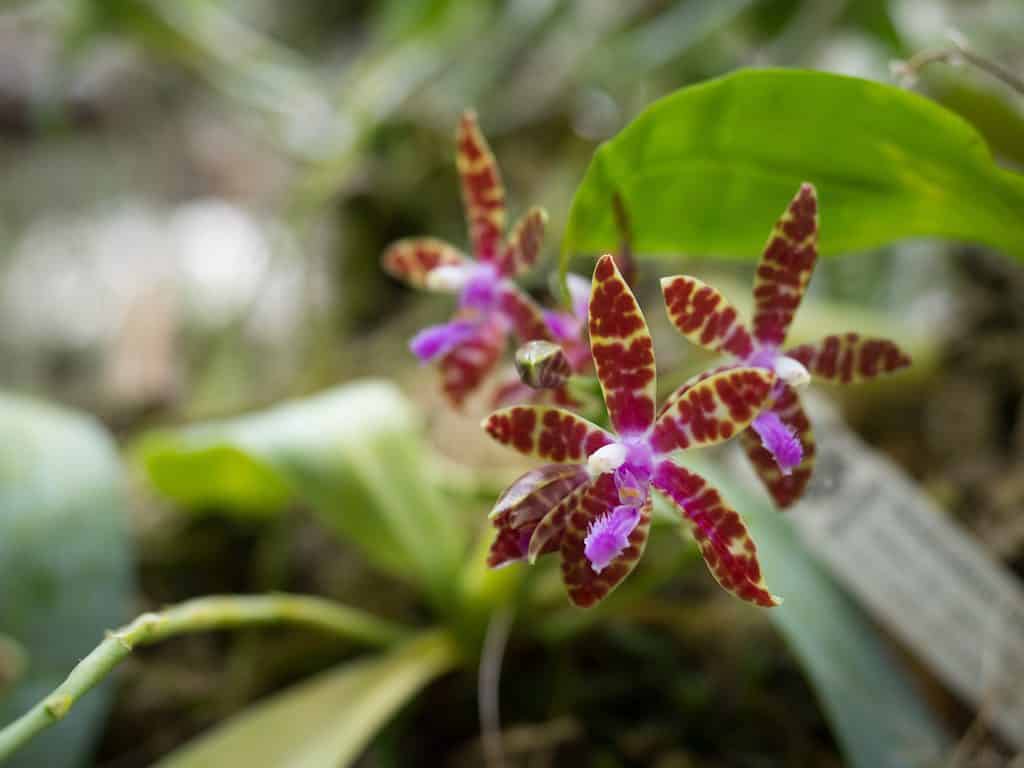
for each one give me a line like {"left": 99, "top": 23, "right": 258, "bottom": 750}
{"left": 0, "top": 0, "right": 1022, "bottom": 766}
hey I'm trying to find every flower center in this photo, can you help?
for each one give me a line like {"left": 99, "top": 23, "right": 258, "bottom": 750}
{"left": 744, "top": 345, "right": 779, "bottom": 371}
{"left": 744, "top": 345, "right": 810, "bottom": 391}
{"left": 459, "top": 263, "right": 501, "bottom": 312}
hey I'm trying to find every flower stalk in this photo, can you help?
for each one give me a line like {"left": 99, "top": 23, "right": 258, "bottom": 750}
{"left": 0, "top": 594, "right": 410, "bottom": 762}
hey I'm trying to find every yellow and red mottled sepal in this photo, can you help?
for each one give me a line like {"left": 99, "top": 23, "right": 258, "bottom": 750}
{"left": 661, "top": 275, "right": 754, "bottom": 358}
{"left": 482, "top": 406, "right": 612, "bottom": 463}
{"left": 740, "top": 384, "right": 815, "bottom": 508}
{"left": 652, "top": 461, "right": 780, "bottom": 607}
{"left": 456, "top": 110, "right": 505, "bottom": 263}
{"left": 440, "top": 314, "right": 505, "bottom": 407}
{"left": 751, "top": 183, "right": 818, "bottom": 347}
{"left": 381, "top": 237, "right": 467, "bottom": 289}
{"left": 497, "top": 206, "right": 546, "bottom": 278}
{"left": 786, "top": 334, "right": 911, "bottom": 384}
{"left": 559, "top": 473, "right": 652, "bottom": 607}
{"left": 649, "top": 368, "right": 774, "bottom": 454}
{"left": 589, "top": 254, "right": 657, "bottom": 435}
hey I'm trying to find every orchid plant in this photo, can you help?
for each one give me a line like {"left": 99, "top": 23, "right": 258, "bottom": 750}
{"left": 381, "top": 115, "right": 915, "bottom": 610}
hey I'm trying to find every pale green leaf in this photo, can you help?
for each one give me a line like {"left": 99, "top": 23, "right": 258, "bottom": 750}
{"left": 156, "top": 630, "right": 459, "bottom": 768}
{"left": 137, "top": 380, "right": 466, "bottom": 607}
{"left": 686, "top": 457, "right": 951, "bottom": 768}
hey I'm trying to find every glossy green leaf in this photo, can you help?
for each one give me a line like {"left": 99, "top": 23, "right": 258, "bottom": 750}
{"left": 562, "top": 69, "right": 1024, "bottom": 287}
{"left": 0, "top": 394, "right": 132, "bottom": 768}
{"left": 137, "top": 380, "right": 466, "bottom": 607}
{"left": 156, "top": 629, "right": 459, "bottom": 768}
{"left": 685, "top": 457, "right": 951, "bottom": 768}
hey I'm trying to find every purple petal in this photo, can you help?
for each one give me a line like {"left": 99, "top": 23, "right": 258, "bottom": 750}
{"left": 744, "top": 344, "right": 780, "bottom": 370}
{"left": 584, "top": 504, "right": 640, "bottom": 573}
{"left": 751, "top": 410, "right": 803, "bottom": 474}
{"left": 542, "top": 309, "right": 578, "bottom": 342}
{"left": 566, "top": 273, "right": 591, "bottom": 322}
{"left": 409, "top": 319, "right": 478, "bottom": 362}
{"left": 459, "top": 264, "right": 501, "bottom": 311}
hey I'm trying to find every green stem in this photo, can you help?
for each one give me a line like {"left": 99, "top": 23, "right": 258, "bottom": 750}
{"left": 0, "top": 593, "right": 410, "bottom": 763}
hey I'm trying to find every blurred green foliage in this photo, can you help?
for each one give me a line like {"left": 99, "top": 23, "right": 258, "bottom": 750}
{"left": 0, "top": 395, "right": 132, "bottom": 768}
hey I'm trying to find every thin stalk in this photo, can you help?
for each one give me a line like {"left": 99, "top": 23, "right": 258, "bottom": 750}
{"left": 0, "top": 594, "right": 410, "bottom": 763}
{"left": 479, "top": 608, "right": 514, "bottom": 768}
{"left": 893, "top": 35, "right": 1024, "bottom": 97}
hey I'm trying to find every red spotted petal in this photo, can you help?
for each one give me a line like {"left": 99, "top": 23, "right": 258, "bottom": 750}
{"left": 652, "top": 461, "right": 780, "bottom": 607}
{"left": 661, "top": 275, "right": 754, "bottom": 358}
{"left": 497, "top": 206, "right": 546, "bottom": 278}
{"left": 456, "top": 110, "right": 505, "bottom": 263}
{"left": 482, "top": 406, "right": 612, "bottom": 462}
{"left": 786, "top": 334, "right": 911, "bottom": 384}
{"left": 655, "top": 364, "right": 740, "bottom": 420}
{"left": 752, "top": 183, "right": 818, "bottom": 346}
{"left": 498, "top": 285, "right": 552, "bottom": 343}
{"left": 559, "top": 473, "right": 652, "bottom": 607}
{"left": 440, "top": 315, "right": 505, "bottom": 407}
{"left": 487, "top": 465, "right": 590, "bottom": 568}
{"left": 740, "top": 384, "right": 815, "bottom": 509}
{"left": 381, "top": 237, "right": 467, "bottom": 289}
{"left": 588, "top": 254, "right": 657, "bottom": 435}
{"left": 649, "top": 368, "right": 774, "bottom": 454}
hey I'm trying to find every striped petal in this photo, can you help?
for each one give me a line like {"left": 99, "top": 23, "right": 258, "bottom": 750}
{"left": 456, "top": 110, "right": 505, "bottom": 263}
{"left": 751, "top": 183, "right": 818, "bottom": 346}
{"left": 440, "top": 315, "right": 505, "bottom": 407}
{"left": 661, "top": 275, "right": 754, "bottom": 358}
{"left": 487, "top": 465, "right": 589, "bottom": 568}
{"left": 497, "top": 284, "right": 552, "bottom": 343}
{"left": 652, "top": 461, "right": 780, "bottom": 607}
{"left": 560, "top": 473, "right": 652, "bottom": 607}
{"left": 649, "top": 367, "right": 774, "bottom": 454}
{"left": 528, "top": 481, "right": 590, "bottom": 563}
{"left": 497, "top": 206, "right": 547, "bottom": 278}
{"left": 482, "top": 406, "right": 612, "bottom": 463}
{"left": 487, "top": 525, "right": 535, "bottom": 569}
{"left": 588, "top": 254, "right": 656, "bottom": 435}
{"left": 489, "top": 464, "right": 590, "bottom": 527}
{"left": 786, "top": 334, "right": 911, "bottom": 384}
{"left": 381, "top": 237, "right": 467, "bottom": 289}
{"left": 739, "top": 385, "right": 815, "bottom": 508}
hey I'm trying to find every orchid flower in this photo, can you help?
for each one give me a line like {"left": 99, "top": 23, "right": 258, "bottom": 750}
{"left": 482, "top": 255, "right": 781, "bottom": 608}
{"left": 382, "top": 111, "right": 552, "bottom": 406}
{"left": 660, "top": 183, "right": 912, "bottom": 508}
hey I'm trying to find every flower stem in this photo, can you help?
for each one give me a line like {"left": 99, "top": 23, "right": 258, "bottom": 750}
{"left": 0, "top": 593, "right": 410, "bottom": 763}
